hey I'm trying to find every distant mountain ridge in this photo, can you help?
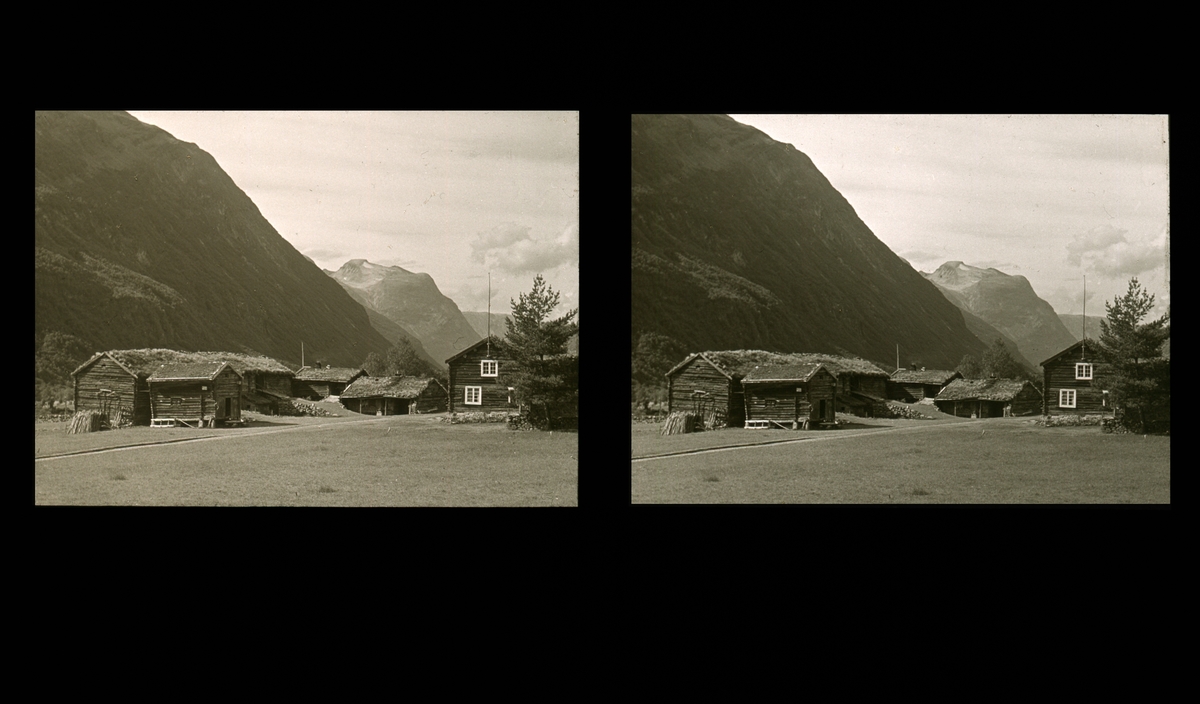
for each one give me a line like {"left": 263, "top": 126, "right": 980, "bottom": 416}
{"left": 327, "top": 259, "right": 480, "bottom": 364}
{"left": 922, "top": 261, "right": 1078, "bottom": 368}
{"left": 632, "top": 113, "right": 991, "bottom": 372}
{"left": 461, "top": 311, "right": 511, "bottom": 341}
{"left": 35, "top": 110, "right": 391, "bottom": 371}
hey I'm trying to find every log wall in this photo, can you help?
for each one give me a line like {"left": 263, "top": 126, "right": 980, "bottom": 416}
{"left": 449, "top": 350, "right": 517, "bottom": 413}
{"left": 73, "top": 356, "right": 150, "bottom": 425}
{"left": 1043, "top": 358, "right": 1110, "bottom": 415}
{"left": 667, "top": 357, "right": 738, "bottom": 427}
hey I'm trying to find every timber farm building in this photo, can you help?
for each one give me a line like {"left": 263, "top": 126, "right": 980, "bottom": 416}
{"left": 339, "top": 376, "right": 447, "bottom": 415}
{"left": 741, "top": 362, "right": 837, "bottom": 429}
{"left": 934, "top": 377, "right": 1042, "bottom": 418}
{"left": 292, "top": 365, "right": 367, "bottom": 400}
{"left": 887, "top": 368, "right": 963, "bottom": 402}
{"left": 446, "top": 336, "right": 516, "bottom": 414}
{"left": 147, "top": 361, "right": 243, "bottom": 427}
{"left": 71, "top": 349, "right": 294, "bottom": 426}
{"left": 664, "top": 350, "right": 893, "bottom": 428}
{"left": 1040, "top": 339, "right": 1112, "bottom": 416}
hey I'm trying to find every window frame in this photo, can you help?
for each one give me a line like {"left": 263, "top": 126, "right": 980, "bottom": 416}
{"left": 465, "top": 386, "right": 482, "bottom": 405}
{"left": 1059, "top": 389, "right": 1076, "bottom": 408}
{"left": 481, "top": 360, "right": 498, "bottom": 377}
{"left": 1075, "top": 363, "right": 1093, "bottom": 380}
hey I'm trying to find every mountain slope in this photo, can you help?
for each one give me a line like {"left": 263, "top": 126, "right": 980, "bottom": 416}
{"left": 923, "top": 261, "right": 1078, "bottom": 367}
{"left": 35, "top": 110, "right": 391, "bottom": 369}
{"left": 327, "top": 275, "right": 443, "bottom": 369}
{"left": 631, "top": 113, "right": 990, "bottom": 371}
{"left": 327, "top": 260, "right": 481, "bottom": 364}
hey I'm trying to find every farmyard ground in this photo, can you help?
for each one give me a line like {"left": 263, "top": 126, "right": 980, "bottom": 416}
{"left": 632, "top": 415, "right": 1169, "bottom": 504}
{"left": 36, "top": 410, "right": 577, "bottom": 506}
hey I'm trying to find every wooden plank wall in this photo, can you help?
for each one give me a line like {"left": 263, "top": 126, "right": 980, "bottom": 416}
{"left": 214, "top": 367, "right": 241, "bottom": 420}
{"left": 809, "top": 369, "right": 837, "bottom": 421}
{"left": 415, "top": 384, "right": 447, "bottom": 413}
{"left": 744, "top": 384, "right": 797, "bottom": 424}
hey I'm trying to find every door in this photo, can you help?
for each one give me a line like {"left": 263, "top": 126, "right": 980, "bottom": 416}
{"left": 819, "top": 399, "right": 827, "bottom": 421}
{"left": 225, "top": 397, "right": 232, "bottom": 418}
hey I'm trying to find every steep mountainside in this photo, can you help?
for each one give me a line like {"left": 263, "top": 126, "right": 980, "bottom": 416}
{"left": 632, "top": 113, "right": 990, "bottom": 371}
{"left": 327, "top": 275, "right": 444, "bottom": 369}
{"left": 35, "top": 110, "right": 391, "bottom": 369}
{"left": 923, "top": 261, "right": 1078, "bottom": 367}
{"left": 1057, "top": 314, "right": 1107, "bottom": 344}
{"left": 327, "top": 260, "right": 480, "bottom": 364}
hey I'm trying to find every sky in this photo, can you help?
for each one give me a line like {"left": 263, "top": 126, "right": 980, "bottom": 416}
{"left": 126, "top": 111, "right": 579, "bottom": 318}
{"left": 729, "top": 114, "right": 1170, "bottom": 320}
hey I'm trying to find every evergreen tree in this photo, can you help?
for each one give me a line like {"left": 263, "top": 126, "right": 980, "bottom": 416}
{"left": 504, "top": 275, "right": 578, "bottom": 429}
{"left": 956, "top": 354, "right": 983, "bottom": 379}
{"left": 981, "top": 338, "right": 1023, "bottom": 379}
{"left": 1098, "top": 278, "right": 1170, "bottom": 431}
{"left": 361, "top": 338, "right": 440, "bottom": 380}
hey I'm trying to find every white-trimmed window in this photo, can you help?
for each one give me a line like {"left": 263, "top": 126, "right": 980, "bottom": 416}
{"left": 465, "top": 386, "right": 482, "bottom": 405}
{"left": 1075, "top": 363, "right": 1093, "bottom": 380}
{"left": 481, "top": 360, "right": 498, "bottom": 377}
{"left": 1059, "top": 389, "right": 1076, "bottom": 408}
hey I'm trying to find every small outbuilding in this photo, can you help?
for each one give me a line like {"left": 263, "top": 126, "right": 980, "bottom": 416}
{"left": 888, "top": 368, "right": 964, "bottom": 402}
{"left": 147, "top": 361, "right": 243, "bottom": 427}
{"left": 741, "top": 362, "right": 837, "bottom": 429}
{"left": 292, "top": 365, "right": 368, "bottom": 400}
{"left": 934, "top": 377, "right": 1042, "bottom": 418}
{"left": 339, "top": 376, "right": 447, "bottom": 415}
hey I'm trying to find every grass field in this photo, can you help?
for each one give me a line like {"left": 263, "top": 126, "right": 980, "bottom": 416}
{"left": 632, "top": 416, "right": 1169, "bottom": 504}
{"left": 35, "top": 411, "right": 577, "bottom": 506}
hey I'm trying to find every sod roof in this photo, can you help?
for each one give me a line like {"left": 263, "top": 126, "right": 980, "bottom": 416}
{"left": 147, "top": 361, "right": 235, "bottom": 381}
{"left": 340, "top": 376, "right": 443, "bottom": 399}
{"left": 890, "top": 369, "right": 962, "bottom": 385}
{"left": 294, "top": 366, "right": 367, "bottom": 383}
{"left": 685, "top": 350, "right": 890, "bottom": 379}
{"left": 935, "top": 378, "right": 1033, "bottom": 402}
{"left": 90, "top": 349, "right": 294, "bottom": 378}
{"left": 741, "top": 363, "right": 827, "bottom": 383}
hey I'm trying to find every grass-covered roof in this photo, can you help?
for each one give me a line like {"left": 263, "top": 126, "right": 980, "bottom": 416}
{"left": 935, "top": 378, "right": 1033, "bottom": 402}
{"left": 890, "top": 369, "right": 962, "bottom": 385}
{"left": 696, "top": 350, "right": 889, "bottom": 379}
{"left": 103, "top": 348, "right": 293, "bottom": 378}
{"left": 294, "top": 366, "right": 367, "bottom": 383}
{"left": 340, "top": 376, "right": 442, "bottom": 399}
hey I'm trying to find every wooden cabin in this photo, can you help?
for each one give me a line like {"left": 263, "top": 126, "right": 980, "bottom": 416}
{"left": 220, "top": 354, "right": 295, "bottom": 414}
{"left": 147, "top": 361, "right": 243, "bottom": 427}
{"left": 446, "top": 336, "right": 517, "bottom": 413}
{"left": 741, "top": 363, "right": 837, "bottom": 429}
{"left": 934, "top": 378, "right": 1042, "bottom": 418}
{"left": 665, "top": 350, "right": 893, "bottom": 427}
{"left": 888, "top": 368, "right": 964, "bottom": 402}
{"left": 71, "top": 351, "right": 153, "bottom": 426}
{"left": 1040, "top": 339, "right": 1112, "bottom": 416}
{"left": 339, "top": 376, "right": 447, "bottom": 415}
{"left": 292, "top": 365, "right": 368, "bottom": 400}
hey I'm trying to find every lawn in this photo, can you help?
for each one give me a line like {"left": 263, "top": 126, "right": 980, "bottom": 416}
{"left": 631, "top": 417, "right": 1169, "bottom": 503}
{"left": 35, "top": 412, "right": 577, "bottom": 506}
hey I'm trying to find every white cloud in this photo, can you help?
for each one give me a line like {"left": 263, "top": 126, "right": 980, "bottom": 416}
{"left": 469, "top": 222, "right": 578, "bottom": 275}
{"left": 1066, "top": 223, "right": 1166, "bottom": 278}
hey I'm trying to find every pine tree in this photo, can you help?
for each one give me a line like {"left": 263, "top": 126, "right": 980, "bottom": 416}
{"left": 504, "top": 275, "right": 578, "bottom": 429}
{"left": 956, "top": 354, "right": 983, "bottom": 379}
{"left": 981, "top": 339, "right": 1023, "bottom": 379}
{"left": 1098, "top": 278, "right": 1170, "bottom": 431}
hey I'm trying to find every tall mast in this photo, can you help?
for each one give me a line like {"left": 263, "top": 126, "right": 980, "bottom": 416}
{"left": 1082, "top": 275, "right": 1086, "bottom": 359}
{"left": 486, "top": 271, "right": 491, "bottom": 358}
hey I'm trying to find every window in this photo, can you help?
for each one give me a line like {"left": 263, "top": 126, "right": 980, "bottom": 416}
{"left": 481, "top": 360, "right": 498, "bottom": 377}
{"left": 1059, "top": 389, "right": 1076, "bottom": 408}
{"left": 171, "top": 397, "right": 182, "bottom": 407}
{"left": 1075, "top": 363, "right": 1093, "bottom": 380}
{"left": 465, "top": 386, "right": 482, "bottom": 405}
